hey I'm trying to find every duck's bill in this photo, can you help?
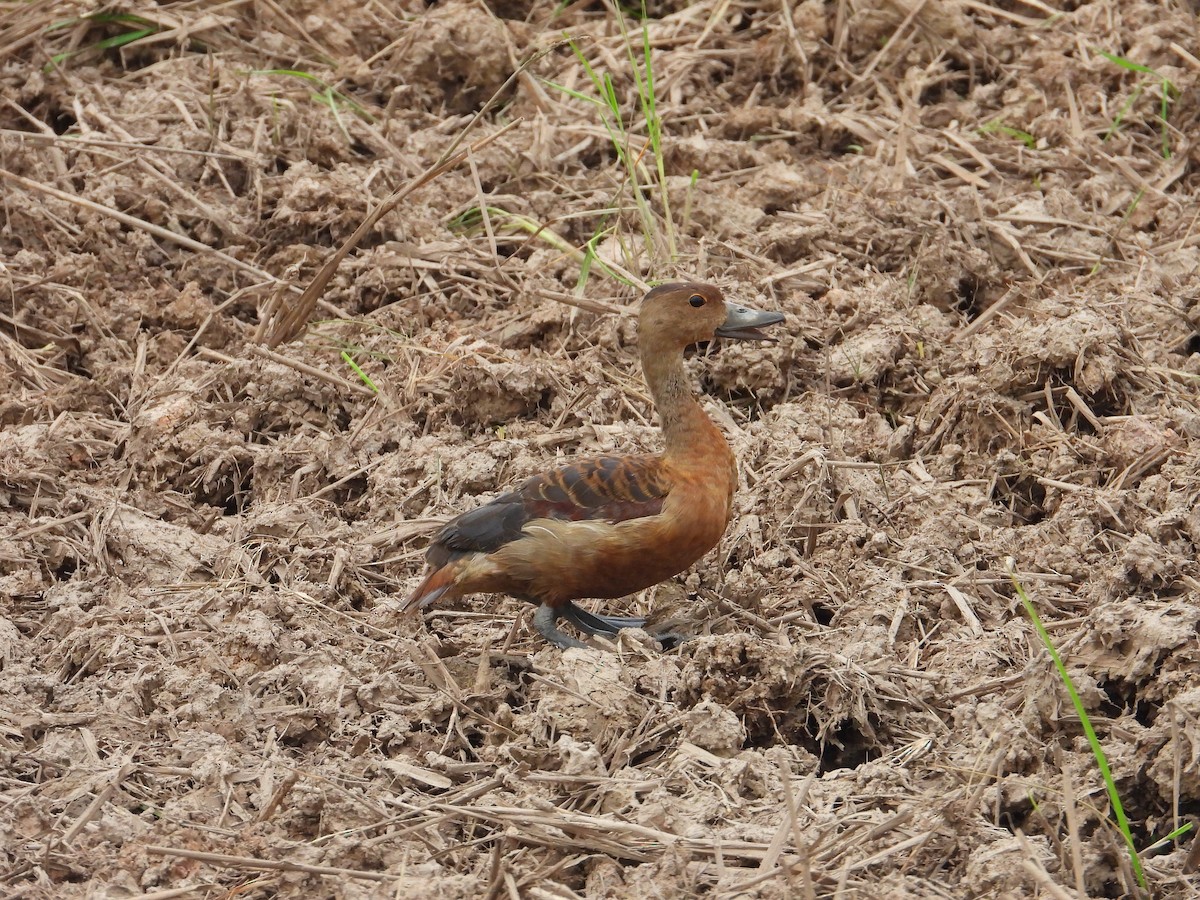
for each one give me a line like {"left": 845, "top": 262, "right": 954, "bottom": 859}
{"left": 715, "top": 304, "right": 786, "bottom": 342}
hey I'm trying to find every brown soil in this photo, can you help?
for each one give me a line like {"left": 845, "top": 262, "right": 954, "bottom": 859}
{"left": 3, "top": 1, "right": 1200, "bottom": 897}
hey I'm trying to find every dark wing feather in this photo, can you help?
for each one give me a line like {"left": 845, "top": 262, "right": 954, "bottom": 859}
{"left": 427, "top": 492, "right": 526, "bottom": 567}
{"left": 427, "top": 454, "right": 669, "bottom": 565}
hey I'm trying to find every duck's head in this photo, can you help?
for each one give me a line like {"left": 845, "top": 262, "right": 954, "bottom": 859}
{"left": 638, "top": 282, "right": 784, "bottom": 350}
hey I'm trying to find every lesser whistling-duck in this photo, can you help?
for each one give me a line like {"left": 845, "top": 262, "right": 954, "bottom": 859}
{"left": 405, "top": 282, "right": 784, "bottom": 648}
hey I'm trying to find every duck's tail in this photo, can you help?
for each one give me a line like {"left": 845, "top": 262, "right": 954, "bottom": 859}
{"left": 403, "top": 564, "right": 460, "bottom": 613}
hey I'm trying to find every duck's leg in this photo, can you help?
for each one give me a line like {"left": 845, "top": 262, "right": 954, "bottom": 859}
{"left": 531, "top": 604, "right": 589, "bottom": 650}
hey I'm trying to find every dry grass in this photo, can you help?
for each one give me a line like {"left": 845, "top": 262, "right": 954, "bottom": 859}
{"left": 2, "top": 0, "right": 1200, "bottom": 897}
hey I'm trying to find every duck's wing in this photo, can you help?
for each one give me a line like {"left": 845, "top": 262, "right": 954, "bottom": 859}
{"left": 427, "top": 454, "right": 669, "bottom": 566}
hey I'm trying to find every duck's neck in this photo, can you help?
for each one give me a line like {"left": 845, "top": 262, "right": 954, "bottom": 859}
{"left": 641, "top": 343, "right": 728, "bottom": 462}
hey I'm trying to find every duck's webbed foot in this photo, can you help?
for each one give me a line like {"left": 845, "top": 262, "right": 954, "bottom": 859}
{"left": 561, "top": 602, "right": 691, "bottom": 649}
{"left": 531, "top": 601, "right": 690, "bottom": 650}
{"left": 648, "top": 629, "right": 691, "bottom": 650}
{"left": 560, "top": 602, "right": 647, "bottom": 636}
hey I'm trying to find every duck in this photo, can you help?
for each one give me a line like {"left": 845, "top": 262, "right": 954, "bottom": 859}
{"left": 404, "top": 282, "right": 784, "bottom": 649}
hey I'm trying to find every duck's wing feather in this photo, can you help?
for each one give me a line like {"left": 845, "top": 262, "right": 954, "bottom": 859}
{"left": 427, "top": 454, "right": 669, "bottom": 566}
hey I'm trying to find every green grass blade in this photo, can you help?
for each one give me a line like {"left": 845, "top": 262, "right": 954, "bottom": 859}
{"left": 341, "top": 351, "right": 378, "bottom": 393}
{"left": 569, "top": 38, "right": 607, "bottom": 96}
{"left": 576, "top": 237, "right": 597, "bottom": 294}
{"left": 47, "top": 13, "right": 155, "bottom": 32}
{"left": 600, "top": 73, "right": 623, "bottom": 128}
{"left": 250, "top": 70, "right": 371, "bottom": 121}
{"left": 44, "top": 23, "right": 159, "bottom": 71}
{"left": 46, "top": 17, "right": 84, "bottom": 32}
{"left": 557, "top": 24, "right": 671, "bottom": 270}
{"left": 94, "top": 28, "right": 157, "bottom": 51}
{"left": 1011, "top": 575, "right": 1146, "bottom": 889}
{"left": 979, "top": 120, "right": 1037, "bottom": 149}
{"left": 1102, "top": 86, "right": 1142, "bottom": 142}
{"left": 1095, "top": 49, "right": 1177, "bottom": 157}
{"left": 1095, "top": 49, "right": 1158, "bottom": 77}
{"left": 1139, "top": 822, "right": 1194, "bottom": 856}
{"left": 639, "top": 11, "right": 674, "bottom": 259}
{"left": 253, "top": 68, "right": 323, "bottom": 83}
{"left": 1159, "top": 81, "right": 1174, "bottom": 158}
{"left": 541, "top": 78, "right": 606, "bottom": 108}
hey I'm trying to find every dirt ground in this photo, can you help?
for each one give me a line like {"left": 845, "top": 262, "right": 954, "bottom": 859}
{"left": 3, "top": 0, "right": 1200, "bottom": 897}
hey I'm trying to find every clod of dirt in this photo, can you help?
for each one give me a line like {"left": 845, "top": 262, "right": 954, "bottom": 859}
{"left": 680, "top": 697, "right": 748, "bottom": 756}
{"left": 529, "top": 648, "right": 646, "bottom": 745}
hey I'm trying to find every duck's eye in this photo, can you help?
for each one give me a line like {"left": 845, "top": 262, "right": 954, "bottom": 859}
{"left": 689, "top": 294, "right": 706, "bottom": 308}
